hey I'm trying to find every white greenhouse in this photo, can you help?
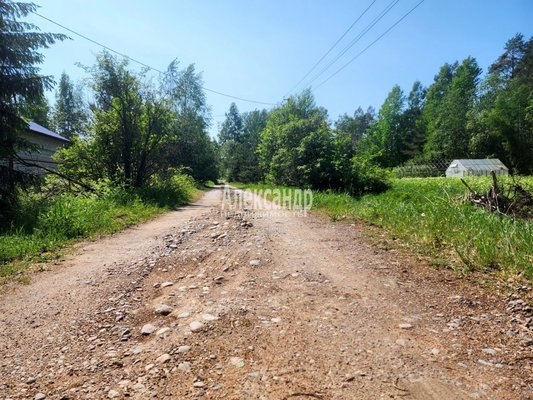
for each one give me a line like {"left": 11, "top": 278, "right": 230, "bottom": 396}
{"left": 445, "top": 159, "right": 509, "bottom": 178}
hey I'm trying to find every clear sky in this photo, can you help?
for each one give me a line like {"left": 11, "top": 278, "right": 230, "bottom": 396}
{"left": 26, "top": 0, "right": 533, "bottom": 137}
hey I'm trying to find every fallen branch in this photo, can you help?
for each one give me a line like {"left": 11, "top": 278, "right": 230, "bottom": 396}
{"left": 462, "top": 173, "right": 533, "bottom": 219}
{"left": 12, "top": 154, "right": 96, "bottom": 193}
{"left": 460, "top": 178, "right": 475, "bottom": 195}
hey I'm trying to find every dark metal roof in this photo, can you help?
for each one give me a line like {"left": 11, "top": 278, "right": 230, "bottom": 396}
{"left": 28, "top": 121, "right": 70, "bottom": 143}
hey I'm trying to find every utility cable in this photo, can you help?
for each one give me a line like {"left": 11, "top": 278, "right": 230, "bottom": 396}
{"left": 315, "top": 0, "right": 426, "bottom": 90}
{"left": 302, "top": 0, "right": 400, "bottom": 90}
{"left": 285, "top": 0, "right": 377, "bottom": 97}
{"left": 33, "top": 11, "right": 276, "bottom": 106}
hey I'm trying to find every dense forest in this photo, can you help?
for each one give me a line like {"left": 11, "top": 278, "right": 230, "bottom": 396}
{"left": 220, "top": 33, "right": 533, "bottom": 193}
{"left": 1, "top": 0, "right": 532, "bottom": 227}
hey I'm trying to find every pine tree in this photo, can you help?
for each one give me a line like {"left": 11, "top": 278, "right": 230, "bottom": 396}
{"left": 219, "top": 103, "right": 243, "bottom": 143}
{"left": 0, "top": 0, "right": 66, "bottom": 224}
{"left": 52, "top": 72, "right": 88, "bottom": 138}
{"left": 402, "top": 81, "right": 426, "bottom": 159}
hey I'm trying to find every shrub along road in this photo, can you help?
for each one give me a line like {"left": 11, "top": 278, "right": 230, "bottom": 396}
{"left": 0, "top": 187, "right": 531, "bottom": 399}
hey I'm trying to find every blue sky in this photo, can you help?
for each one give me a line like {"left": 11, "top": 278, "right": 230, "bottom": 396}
{"left": 27, "top": 0, "right": 533, "bottom": 137}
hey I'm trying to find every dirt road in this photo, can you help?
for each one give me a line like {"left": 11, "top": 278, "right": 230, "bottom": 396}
{"left": 0, "top": 187, "right": 531, "bottom": 399}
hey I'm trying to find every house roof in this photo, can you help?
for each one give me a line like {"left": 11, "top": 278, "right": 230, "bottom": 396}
{"left": 448, "top": 159, "right": 508, "bottom": 171}
{"left": 28, "top": 121, "right": 70, "bottom": 143}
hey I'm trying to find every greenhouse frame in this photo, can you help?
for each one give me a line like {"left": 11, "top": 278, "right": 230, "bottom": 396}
{"left": 445, "top": 159, "right": 509, "bottom": 178}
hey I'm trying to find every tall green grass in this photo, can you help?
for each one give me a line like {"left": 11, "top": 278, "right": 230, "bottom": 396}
{"left": 0, "top": 174, "right": 200, "bottom": 279}
{"left": 236, "top": 178, "right": 533, "bottom": 279}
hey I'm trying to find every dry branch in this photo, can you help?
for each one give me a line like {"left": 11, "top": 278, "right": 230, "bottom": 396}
{"left": 462, "top": 172, "right": 533, "bottom": 219}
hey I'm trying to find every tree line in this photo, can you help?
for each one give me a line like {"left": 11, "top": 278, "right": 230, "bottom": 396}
{"left": 1, "top": 0, "right": 532, "bottom": 226}
{"left": 220, "top": 33, "right": 533, "bottom": 193}
{"left": 26, "top": 55, "right": 218, "bottom": 189}
{"left": 56, "top": 55, "right": 218, "bottom": 190}
{"left": 0, "top": 1, "right": 218, "bottom": 225}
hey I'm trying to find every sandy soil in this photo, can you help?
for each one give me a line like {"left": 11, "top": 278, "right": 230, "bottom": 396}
{"left": 0, "top": 187, "right": 531, "bottom": 400}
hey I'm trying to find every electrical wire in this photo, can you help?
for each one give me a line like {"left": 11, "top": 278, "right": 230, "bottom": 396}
{"left": 33, "top": 11, "right": 276, "bottom": 106}
{"left": 285, "top": 0, "right": 377, "bottom": 97}
{"left": 301, "top": 0, "right": 400, "bottom": 91}
{"left": 315, "top": 0, "right": 426, "bottom": 90}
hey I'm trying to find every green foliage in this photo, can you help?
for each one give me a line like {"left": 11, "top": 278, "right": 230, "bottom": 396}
{"left": 0, "top": 188, "right": 150, "bottom": 267}
{"left": 239, "top": 110, "right": 268, "bottom": 182}
{"left": 164, "top": 61, "right": 210, "bottom": 119}
{"left": 288, "top": 177, "right": 533, "bottom": 279}
{"left": 35, "top": 194, "right": 114, "bottom": 238}
{"left": 489, "top": 33, "right": 528, "bottom": 79}
{"left": 0, "top": 171, "right": 197, "bottom": 271}
{"left": 161, "top": 61, "right": 218, "bottom": 183}
{"left": 414, "top": 34, "right": 533, "bottom": 175}
{"left": 62, "top": 52, "right": 218, "bottom": 187}
{"left": 348, "top": 155, "right": 391, "bottom": 195}
{"left": 218, "top": 105, "right": 267, "bottom": 183}
{"left": 332, "top": 107, "right": 375, "bottom": 189}
{"left": 87, "top": 51, "right": 176, "bottom": 188}
{"left": 136, "top": 170, "right": 198, "bottom": 207}
{"left": 53, "top": 136, "right": 102, "bottom": 188}
{"left": 153, "top": 36, "right": 533, "bottom": 195}
{"left": 219, "top": 139, "right": 245, "bottom": 181}
{"left": 420, "top": 62, "right": 457, "bottom": 160}
{"left": 218, "top": 103, "right": 244, "bottom": 181}
{"left": 402, "top": 81, "right": 426, "bottom": 159}
{"left": 351, "top": 82, "right": 427, "bottom": 180}
{"left": 20, "top": 94, "right": 51, "bottom": 127}
{"left": 254, "top": 89, "right": 389, "bottom": 195}
{"left": 469, "top": 35, "right": 533, "bottom": 174}
{"left": 51, "top": 72, "right": 89, "bottom": 138}
{"left": 24, "top": 53, "right": 216, "bottom": 274}
{"left": 423, "top": 57, "right": 481, "bottom": 159}
{"left": 365, "top": 85, "right": 407, "bottom": 168}
{"left": 0, "top": 0, "right": 67, "bottom": 226}
{"left": 258, "top": 89, "right": 336, "bottom": 189}
{"left": 163, "top": 130, "right": 218, "bottom": 183}
{"left": 219, "top": 102, "right": 243, "bottom": 143}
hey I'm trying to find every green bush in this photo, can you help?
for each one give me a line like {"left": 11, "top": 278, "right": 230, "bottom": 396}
{"left": 137, "top": 172, "right": 198, "bottom": 207}
{"left": 346, "top": 157, "right": 391, "bottom": 196}
{"left": 35, "top": 195, "right": 104, "bottom": 238}
{"left": 0, "top": 172, "right": 198, "bottom": 271}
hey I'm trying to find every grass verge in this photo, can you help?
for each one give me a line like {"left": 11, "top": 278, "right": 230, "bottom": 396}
{"left": 235, "top": 177, "right": 533, "bottom": 279}
{"left": 0, "top": 175, "right": 201, "bottom": 282}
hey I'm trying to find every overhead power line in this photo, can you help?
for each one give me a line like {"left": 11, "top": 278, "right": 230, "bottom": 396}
{"left": 315, "top": 0, "right": 426, "bottom": 90}
{"left": 33, "top": 12, "right": 276, "bottom": 106}
{"left": 285, "top": 0, "right": 377, "bottom": 97}
{"left": 302, "top": 0, "right": 400, "bottom": 90}
{"left": 34, "top": 12, "right": 159, "bottom": 73}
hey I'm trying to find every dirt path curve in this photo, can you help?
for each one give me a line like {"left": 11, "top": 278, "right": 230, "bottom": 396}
{"left": 0, "top": 187, "right": 531, "bottom": 400}
{"left": 0, "top": 188, "right": 220, "bottom": 326}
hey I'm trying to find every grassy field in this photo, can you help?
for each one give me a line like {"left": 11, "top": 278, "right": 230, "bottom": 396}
{"left": 0, "top": 175, "right": 201, "bottom": 282}
{"left": 237, "top": 177, "right": 533, "bottom": 279}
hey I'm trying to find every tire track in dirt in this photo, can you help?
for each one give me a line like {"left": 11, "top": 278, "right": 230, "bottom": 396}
{"left": 0, "top": 186, "right": 531, "bottom": 399}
